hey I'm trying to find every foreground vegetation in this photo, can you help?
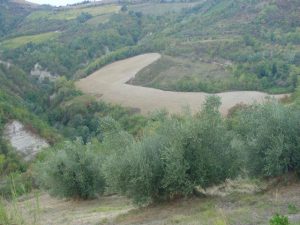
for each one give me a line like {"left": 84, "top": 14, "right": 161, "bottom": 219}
{"left": 33, "top": 96, "right": 300, "bottom": 205}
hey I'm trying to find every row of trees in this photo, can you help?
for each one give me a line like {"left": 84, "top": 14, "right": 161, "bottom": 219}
{"left": 35, "top": 96, "right": 300, "bottom": 204}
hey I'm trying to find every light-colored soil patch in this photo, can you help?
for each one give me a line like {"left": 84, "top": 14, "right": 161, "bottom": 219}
{"left": 76, "top": 53, "right": 288, "bottom": 115}
{"left": 4, "top": 120, "right": 49, "bottom": 161}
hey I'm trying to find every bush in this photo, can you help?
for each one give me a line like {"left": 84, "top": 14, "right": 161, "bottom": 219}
{"left": 0, "top": 172, "right": 34, "bottom": 199}
{"left": 103, "top": 96, "right": 237, "bottom": 204}
{"left": 35, "top": 141, "right": 106, "bottom": 199}
{"left": 269, "top": 214, "right": 290, "bottom": 225}
{"left": 233, "top": 101, "right": 300, "bottom": 177}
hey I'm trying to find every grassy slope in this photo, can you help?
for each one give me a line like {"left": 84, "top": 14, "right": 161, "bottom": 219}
{"left": 128, "top": 2, "right": 200, "bottom": 16}
{"left": 7, "top": 179, "right": 300, "bottom": 225}
{"left": 114, "top": 187, "right": 300, "bottom": 225}
{"left": 0, "top": 63, "right": 58, "bottom": 144}
{"left": 0, "top": 31, "right": 60, "bottom": 49}
{"left": 131, "top": 0, "right": 300, "bottom": 93}
{"left": 26, "top": 4, "right": 121, "bottom": 21}
{"left": 130, "top": 55, "right": 232, "bottom": 91}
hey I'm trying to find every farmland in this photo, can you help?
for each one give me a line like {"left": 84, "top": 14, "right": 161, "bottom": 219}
{"left": 76, "top": 53, "right": 287, "bottom": 115}
{"left": 25, "top": 4, "right": 121, "bottom": 21}
{"left": 128, "top": 2, "right": 200, "bottom": 16}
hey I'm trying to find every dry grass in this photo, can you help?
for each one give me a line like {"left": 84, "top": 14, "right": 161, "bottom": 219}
{"left": 130, "top": 55, "right": 232, "bottom": 90}
{"left": 26, "top": 4, "right": 121, "bottom": 21}
{"left": 5, "top": 179, "right": 300, "bottom": 225}
{"left": 76, "top": 53, "right": 288, "bottom": 115}
{"left": 5, "top": 193, "right": 133, "bottom": 225}
{"left": 128, "top": 2, "right": 201, "bottom": 16}
{"left": 111, "top": 180, "right": 300, "bottom": 225}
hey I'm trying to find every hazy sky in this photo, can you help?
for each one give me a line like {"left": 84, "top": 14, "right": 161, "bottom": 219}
{"left": 28, "top": 0, "right": 85, "bottom": 6}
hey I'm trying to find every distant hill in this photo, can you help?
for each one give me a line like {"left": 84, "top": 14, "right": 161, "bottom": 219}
{"left": 0, "top": 0, "right": 299, "bottom": 94}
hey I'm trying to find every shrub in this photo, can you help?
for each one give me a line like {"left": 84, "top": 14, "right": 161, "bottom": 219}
{"left": 35, "top": 140, "right": 106, "bottom": 199}
{"left": 77, "top": 12, "right": 92, "bottom": 23}
{"left": 233, "top": 101, "right": 300, "bottom": 177}
{"left": 269, "top": 214, "right": 290, "bottom": 225}
{"left": 287, "top": 203, "right": 299, "bottom": 214}
{"left": 0, "top": 172, "right": 34, "bottom": 199}
{"left": 104, "top": 96, "right": 237, "bottom": 204}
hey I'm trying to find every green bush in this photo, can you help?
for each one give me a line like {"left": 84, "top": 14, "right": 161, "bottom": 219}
{"left": 35, "top": 141, "right": 106, "bottom": 199}
{"left": 104, "top": 96, "right": 237, "bottom": 204}
{"left": 233, "top": 101, "right": 300, "bottom": 177}
{"left": 269, "top": 214, "right": 290, "bottom": 225}
{"left": 0, "top": 172, "right": 34, "bottom": 199}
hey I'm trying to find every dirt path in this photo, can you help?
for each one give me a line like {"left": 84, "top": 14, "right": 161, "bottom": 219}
{"left": 76, "top": 53, "right": 288, "bottom": 115}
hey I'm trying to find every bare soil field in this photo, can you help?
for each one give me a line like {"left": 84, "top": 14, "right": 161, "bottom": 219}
{"left": 76, "top": 53, "right": 288, "bottom": 115}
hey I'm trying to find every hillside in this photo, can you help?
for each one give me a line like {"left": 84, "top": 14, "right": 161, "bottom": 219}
{"left": 1, "top": 1, "right": 300, "bottom": 225}
{"left": 7, "top": 179, "right": 300, "bottom": 225}
{"left": 131, "top": 0, "right": 300, "bottom": 93}
{"left": 0, "top": 0, "right": 299, "bottom": 93}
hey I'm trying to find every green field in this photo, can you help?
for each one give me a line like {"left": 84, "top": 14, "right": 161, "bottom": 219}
{"left": 86, "top": 14, "right": 112, "bottom": 26}
{"left": 0, "top": 31, "right": 60, "bottom": 49}
{"left": 128, "top": 2, "right": 201, "bottom": 16}
{"left": 26, "top": 4, "right": 121, "bottom": 21}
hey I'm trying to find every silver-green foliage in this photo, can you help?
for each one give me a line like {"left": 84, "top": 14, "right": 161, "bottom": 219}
{"left": 234, "top": 101, "right": 300, "bottom": 177}
{"left": 103, "top": 96, "right": 237, "bottom": 204}
{"left": 35, "top": 140, "right": 106, "bottom": 199}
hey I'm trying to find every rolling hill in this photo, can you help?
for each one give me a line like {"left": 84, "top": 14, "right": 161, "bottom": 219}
{"left": 1, "top": 1, "right": 300, "bottom": 225}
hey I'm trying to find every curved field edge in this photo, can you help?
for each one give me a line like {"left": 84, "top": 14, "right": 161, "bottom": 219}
{"left": 76, "top": 53, "right": 288, "bottom": 115}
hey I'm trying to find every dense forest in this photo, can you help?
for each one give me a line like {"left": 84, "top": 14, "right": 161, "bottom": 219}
{"left": 1, "top": 0, "right": 300, "bottom": 224}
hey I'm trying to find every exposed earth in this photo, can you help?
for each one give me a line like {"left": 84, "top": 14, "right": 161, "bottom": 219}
{"left": 3, "top": 120, "right": 49, "bottom": 161}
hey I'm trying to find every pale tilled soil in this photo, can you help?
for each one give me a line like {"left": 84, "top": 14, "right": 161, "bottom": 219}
{"left": 76, "top": 53, "right": 288, "bottom": 115}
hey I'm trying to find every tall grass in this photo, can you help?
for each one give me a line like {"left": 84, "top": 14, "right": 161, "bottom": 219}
{"left": 0, "top": 177, "right": 41, "bottom": 225}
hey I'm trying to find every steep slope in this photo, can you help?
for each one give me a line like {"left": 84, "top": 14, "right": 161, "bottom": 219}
{"left": 0, "top": 0, "right": 38, "bottom": 38}
{"left": 0, "top": 62, "right": 57, "bottom": 175}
